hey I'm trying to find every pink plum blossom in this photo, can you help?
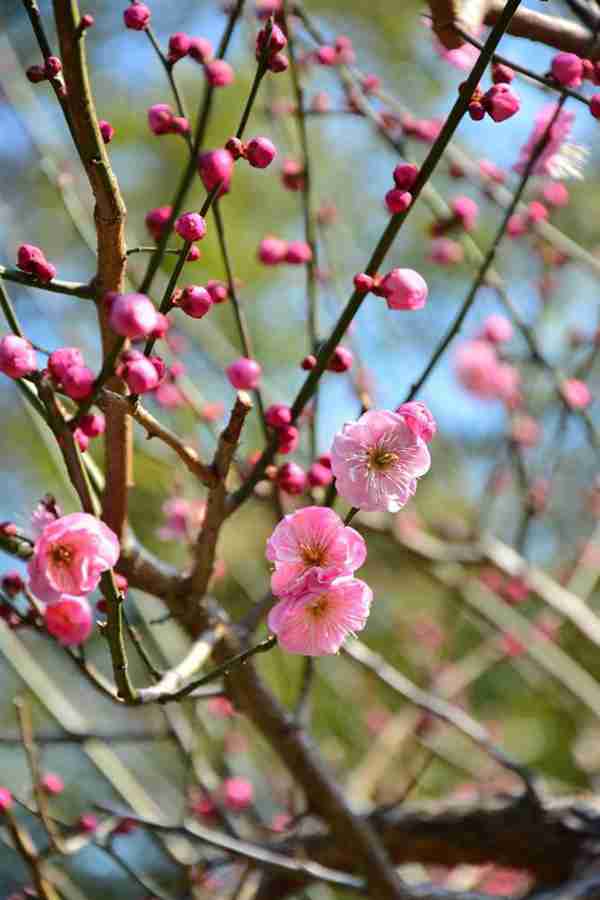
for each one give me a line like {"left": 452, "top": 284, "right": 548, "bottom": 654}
{"left": 44, "top": 596, "right": 94, "bottom": 646}
{"left": 268, "top": 576, "right": 372, "bottom": 655}
{"left": 222, "top": 777, "right": 253, "bottom": 810}
{"left": 266, "top": 506, "right": 366, "bottom": 600}
{"left": 28, "top": 512, "right": 120, "bottom": 604}
{"left": 330, "top": 409, "right": 431, "bottom": 512}
{"left": 514, "top": 105, "right": 579, "bottom": 178}
{"left": 108, "top": 292, "right": 158, "bottom": 339}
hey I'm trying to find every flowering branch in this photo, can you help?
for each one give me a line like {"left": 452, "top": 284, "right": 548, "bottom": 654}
{"left": 230, "top": 0, "right": 525, "bottom": 512}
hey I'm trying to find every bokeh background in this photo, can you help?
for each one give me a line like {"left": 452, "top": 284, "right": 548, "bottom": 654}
{"left": 1, "top": 1, "right": 600, "bottom": 896}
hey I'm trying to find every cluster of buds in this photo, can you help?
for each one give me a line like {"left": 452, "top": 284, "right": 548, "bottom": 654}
{"left": 26, "top": 55, "right": 63, "bottom": 85}
{"left": 225, "top": 135, "right": 278, "bottom": 169}
{"left": 313, "top": 35, "right": 356, "bottom": 67}
{"left": 148, "top": 103, "right": 189, "bottom": 137}
{"left": 172, "top": 281, "right": 227, "bottom": 319}
{"left": 265, "top": 404, "right": 298, "bottom": 454}
{"left": 256, "top": 22, "right": 288, "bottom": 73}
{"left": 353, "top": 266, "right": 429, "bottom": 311}
{"left": 17, "top": 243, "right": 56, "bottom": 283}
{"left": 258, "top": 235, "right": 312, "bottom": 265}
{"left": 117, "top": 349, "right": 165, "bottom": 394}
{"left": 384, "top": 162, "right": 418, "bottom": 215}
{"left": 466, "top": 77, "right": 520, "bottom": 123}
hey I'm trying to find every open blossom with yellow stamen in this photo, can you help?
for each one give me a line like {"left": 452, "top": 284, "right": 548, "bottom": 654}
{"left": 266, "top": 506, "right": 366, "bottom": 601}
{"left": 331, "top": 409, "right": 431, "bottom": 513}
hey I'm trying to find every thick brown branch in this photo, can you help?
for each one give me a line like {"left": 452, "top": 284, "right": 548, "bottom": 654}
{"left": 485, "top": 1, "right": 600, "bottom": 58}
{"left": 52, "top": 0, "right": 130, "bottom": 543}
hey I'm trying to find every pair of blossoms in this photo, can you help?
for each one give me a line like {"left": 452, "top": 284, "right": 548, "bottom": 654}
{"left": 266, "top": 403, "right": 435, "bottom": 656}
{"left": 25, "top": 404, "right": 435, "bottom": 657}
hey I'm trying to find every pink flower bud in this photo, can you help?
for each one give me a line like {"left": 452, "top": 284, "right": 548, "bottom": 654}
{"left": 147, "top": 103, "right": 173, "bottom": 136}
{"left": 204, "top": 59, "right": 234, "bottom": 87}
{"left": 256, "top": 23, "right": 287, "bottom": 61}
{"left": 122, "top": 356, "right": 160, "bottom": 393}
{"left": 491, "top": 62, "right": 514, "bottom": 84}
{"left": 507, "top": 213, "right": 527, "bottom": 237}
{"left": 392, "top": 163, "right": 418, "bottom": 190}
{"left": 281, "top": 158, "right": 305, "bottom": 191}
{"left": 80, "top": 14, "right": 95, "bottom": 29}
{"left": 429, "top": 237, "right": 464, "bottom": 265}
{"left": 17, "top": 244, "right": 55, "bottom": 282}
{"left": 145, "top": 205, "right": 172, "bottom": 240}
{"left": 468, "top": 101, "right": 485, "bottom": 121}
{"left": 41, "top": 772, "right": 64, "bottom": 795}
{"left": 0, "top": 335, "right": 37, "bottom": 379}
{"left": 353, "top": 272, "right": 374, "bottom": 293}
{"left": 34, "top": 258, "right": 57, "bottom": 282}
{"left": 268, "top": 52, "right": 289, "bottom": 73}
{"left": 258, "top": 235, "right": 287, "bottom": 265}
{"left": 483, "top": 84, "right": 521, "bottom": 122}
{"left": 481, "top": 314, "right": 513, "bottom": 343}
{"left": 98, "top": 119, "right": 115, "bottom": 143}
{"left": 561, "top": 378, "right": 591, "bottom": 408}
{"left": 44, "top": 56, "right": 62, "bottom": 78}
{"left": 198, "top": 148, "right": 234, "bottom": 195}
{"left": 542, "top": 182, "right": 569, "bottom": 207}
{"left": 316, "top": 45, "right": 336, "bottom": 65}
{"left": 175, "top": 212, "right": 207, "bottom": 242}
{"left": 225, "top": 136, "right": 244, "bottom": 159}
{"left": 48, "top": 347, "right": 85, "bottom": 383}
{"left": 206, "top": 280, "right": 228, "bottom": 303}
{"left": 451, "top": 195, "right": 478, "bottom": 231}
{"left": 551, "top": 52, "right": 584, "bottom": 87}
{"left": 123, "top": 2, "right": 150, "bottom": 30}
{"left": 171, "top": 115, "right": 190, "bottom": 135}
{"left": 285, "top": 241, "right": 312, "bottom": 264}
{"left": 265, "top": 403, "right": 292, "bottom": 428}
{"left": 378, "top": 268, "right": 428, "bottom": 310}
{"left": 223, "top": 776, "right": 253, "bottom": 811}
{"left": 149, "top": 355, "right": 166, "bottom": 383}
{"left": 168, "top": 32, "right": 191, "bottom": 62}
{"left": 301, "top": 354, "right": 316, "bottom": 370}
{"left": 61, "top": 365, "right": 95, "bottom": 400}
{"left": 385, "top": 188, "right": 412, "bottom": 214}
{"left": 109, "top": 292, "right": 158, "bottom": 339}
{"left": 277, "top": 424, "right": 299, "bottom": 454}
{"left": 527, "top": 200, "right": 548, "bottom": 223}
{"left": 307, "top": 461, "right": 333, "bottom": 487}
{"left": 188, "top": 36, "right": 213, "bottom": 63}
{"left": 187, "top": 245, "right": 201, "bottom": 262}
{"left": 179, "top": 285, "right": 213, "bottom": 318}
{"left": 45, "top": 597, "right": 93, "bottom": 645}
{"left": 0, "top": 787, "right": 13, "bottom": 812}
{"left": 327, "top": 346, "right": 353, "bottom": 372}
{"left": 511, "top": 414, "right": 540, "bottom": 447}
{"left": 26, "top": 64, "right": 47, "bottom": 83}
{"left": 245, "top": 136, "right": 277, "bottom": 168}
{"left": 226, "top": 357, "right": 262, "bottom": 390}
{"left": 78, "top": 814, "right": 98, "bottom": 833}
{"left": 590, "top": 94, "right": 600, "bottom": 119}
{"left": 79, "top": 412, "right": 106, "bottom": 438}
{"left": 396, "top": 401, "right": 437, "bottom": 442}
{"left": 277, "top": 461, "right": 306, "bottom": 495}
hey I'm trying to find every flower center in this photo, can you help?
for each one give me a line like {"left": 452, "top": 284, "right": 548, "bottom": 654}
{"left": 299, "top": 543, "right": 327, "bottom": 567}
{"left": 367, "top": 446, "right": 398, "bottom": 471}
{"left": 50, "top": 544, "right": 73, "bottom": 567}
{"left": 308, "top": 595, "right": 329, "bottom": 618}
